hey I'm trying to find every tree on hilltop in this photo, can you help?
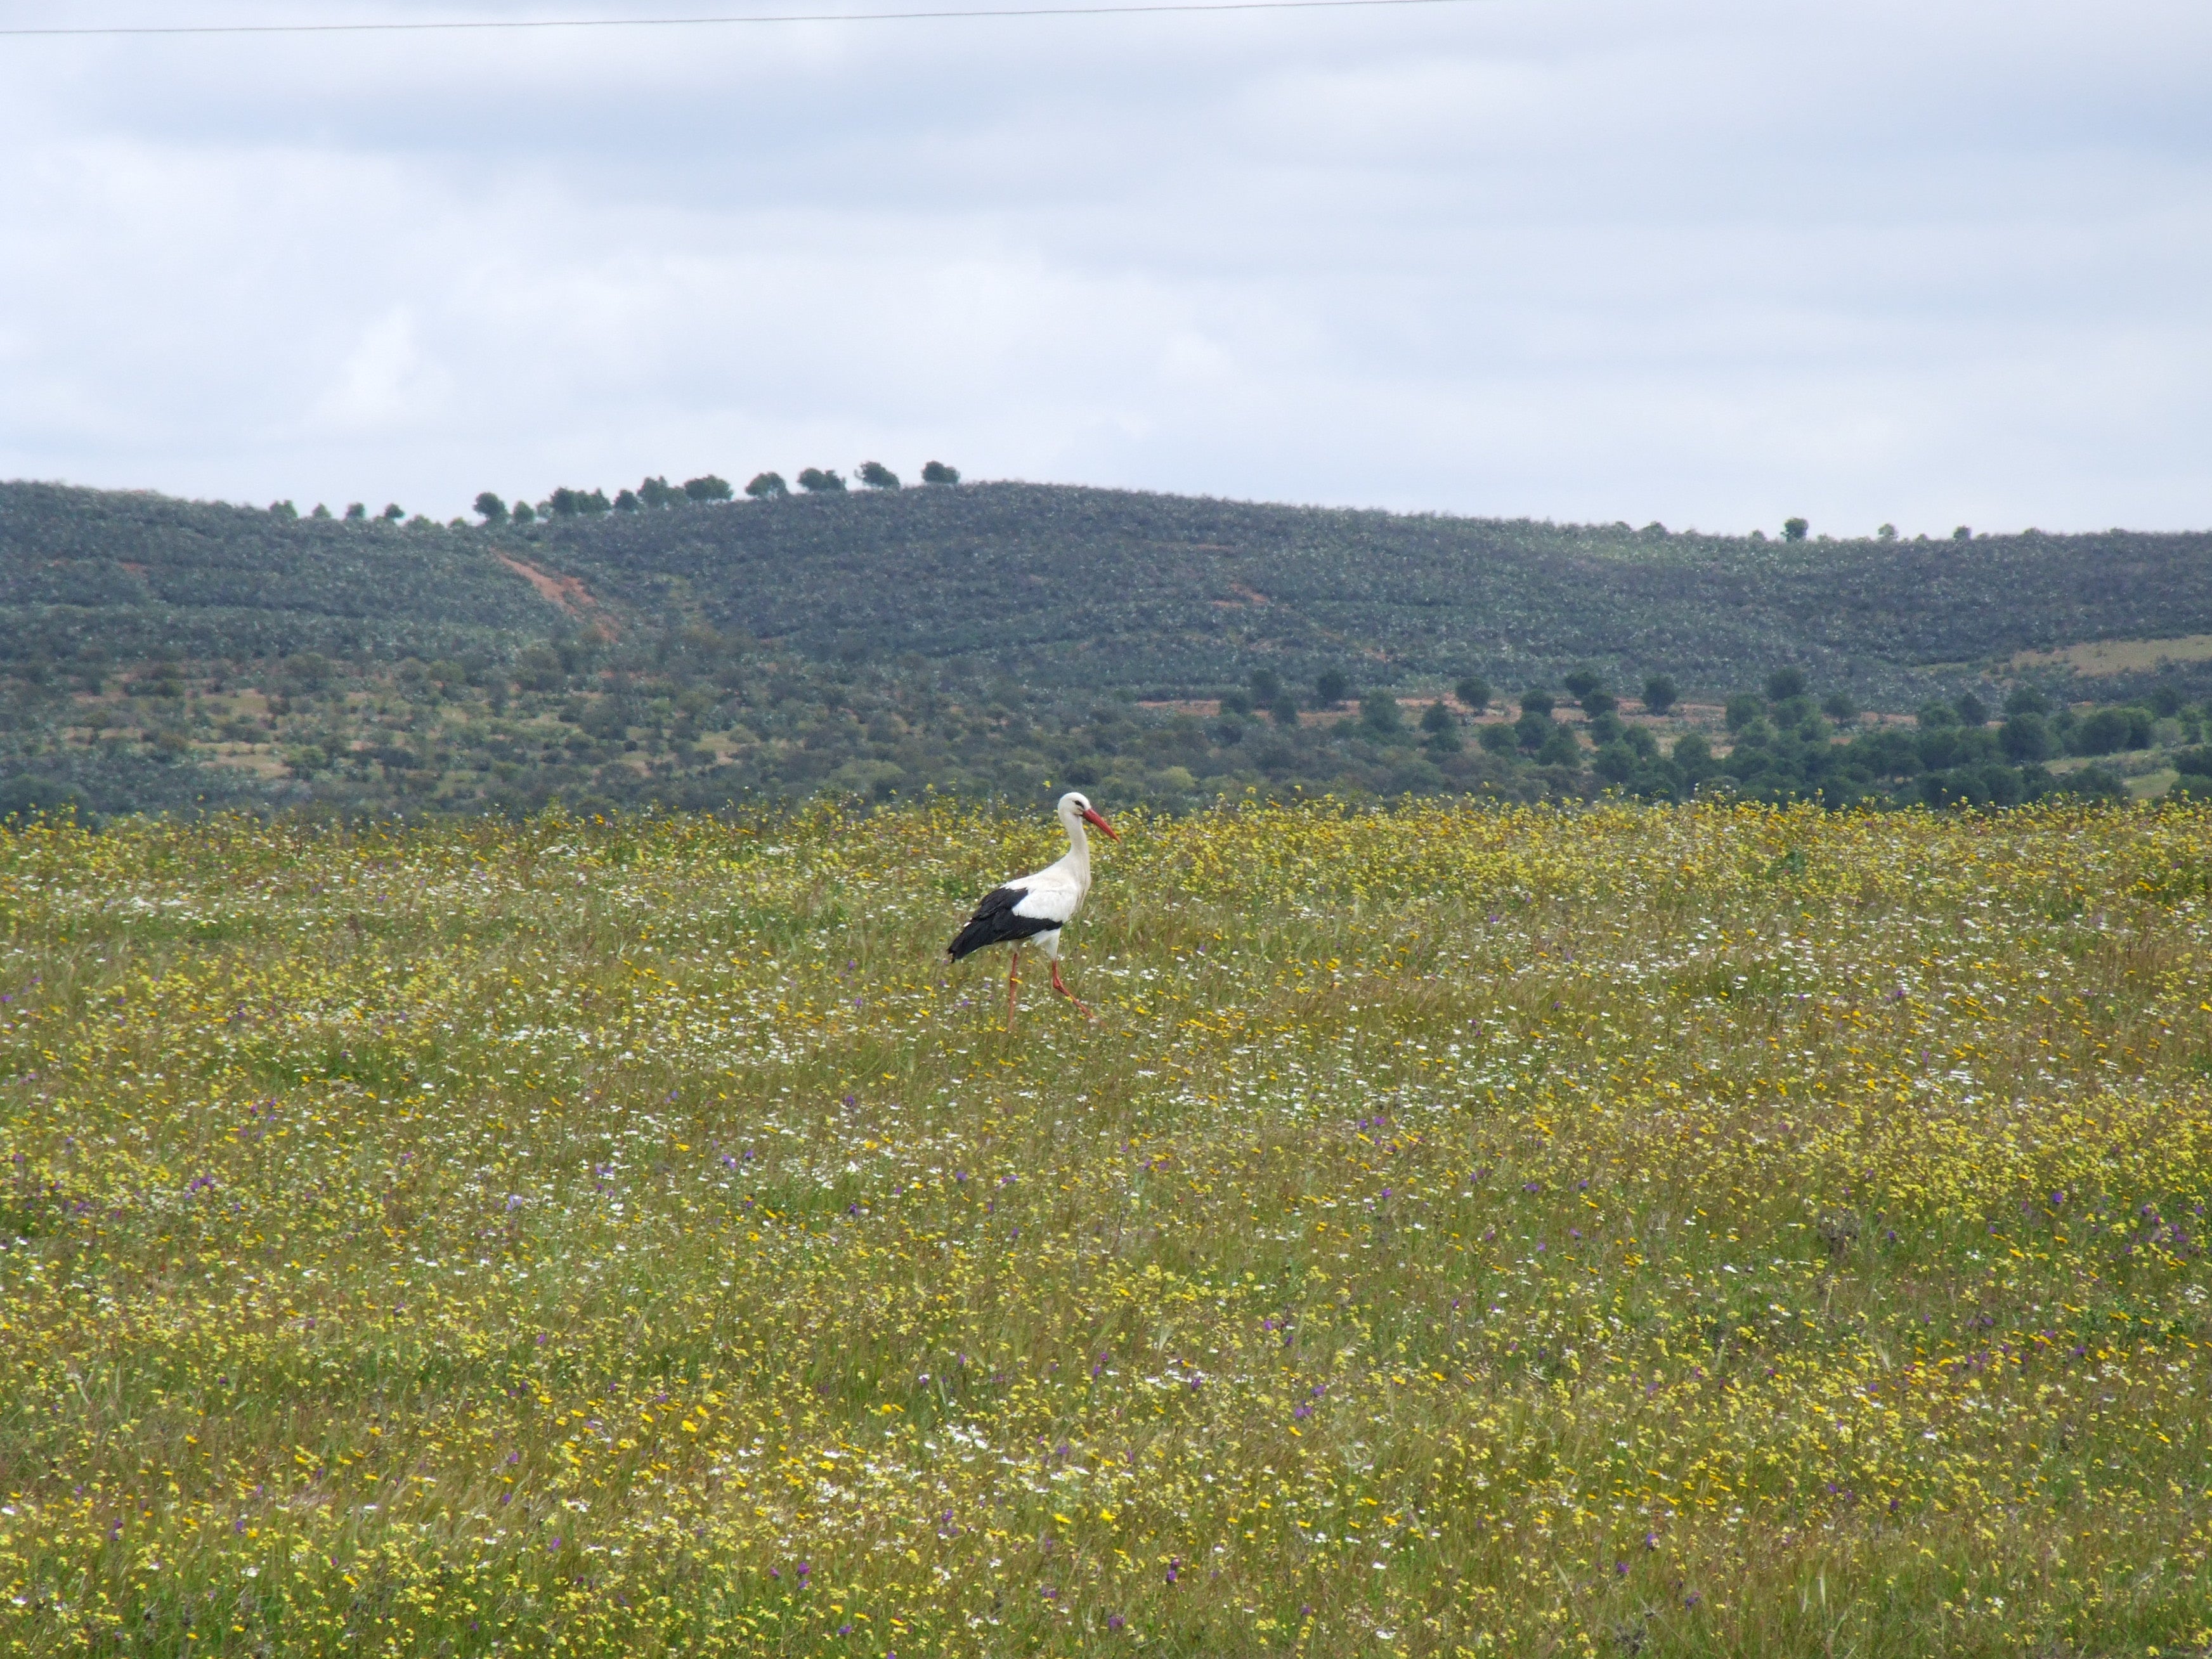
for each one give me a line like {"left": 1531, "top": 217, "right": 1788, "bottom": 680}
{"left": 684, "top": 475, "right": 733, "bottom": 502}
{"left": 474, "top": 491, "right": 508, "bottom": 525}
{"left": 1565, "top": 668, "right": 1616, "bottom": 716}
{"left": 1360, "top": 691, "right": 1403, "bottom": 735}
{"left": 921, "top": 461, "right": 961, "bottom": 485}
{"left": 2001, "top": 713, "right": 2054, "bottom": 762}
{"left": 746, "top": 472, "right": 788, "bottom": 501}
{"left": 798, "top": 468, "right": 847, "bottom": 493}
{"left": 858, "top": 461, "right": 901, "bottom": 490}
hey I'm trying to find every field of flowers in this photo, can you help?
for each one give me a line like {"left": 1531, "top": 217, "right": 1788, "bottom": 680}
{"left": 1, "top": 798, "right": 2208, "bottom": 1658}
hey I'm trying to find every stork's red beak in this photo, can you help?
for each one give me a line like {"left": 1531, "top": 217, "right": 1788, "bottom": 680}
{"left": 1082, "top": 805, "right": 1120, "bottom": 841}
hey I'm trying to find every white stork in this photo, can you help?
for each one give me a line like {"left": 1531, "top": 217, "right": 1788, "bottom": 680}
{"left": 947, "top": 791, "right": 1120, "bottom": 1024}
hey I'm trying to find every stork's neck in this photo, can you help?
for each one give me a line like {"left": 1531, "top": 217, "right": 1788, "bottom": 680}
{"left": 1060, "top": 809, "right": 1092, "bottom": 882}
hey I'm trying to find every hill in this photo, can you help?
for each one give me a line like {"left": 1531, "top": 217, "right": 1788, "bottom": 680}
{"left": 3, "top": 477, "right": 2210, "bottom": 817}
{"left": 0, "top": 481, "right": 561, "bottom": 666}
{"left": 515, "top": 483, "right": 2212, "bottom": 705}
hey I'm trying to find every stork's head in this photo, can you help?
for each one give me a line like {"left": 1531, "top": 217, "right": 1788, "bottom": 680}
{"left": 1058, "top": 790, "right": 1119, "bottom": 840}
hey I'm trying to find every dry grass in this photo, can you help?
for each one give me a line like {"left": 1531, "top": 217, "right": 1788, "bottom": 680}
{"left": 2008, "top": 634, "right": 2212, "bottom": 677}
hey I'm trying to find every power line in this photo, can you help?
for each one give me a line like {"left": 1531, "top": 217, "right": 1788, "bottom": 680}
{"left": 0, "top": 0, "right": 1479, "bottom": 37}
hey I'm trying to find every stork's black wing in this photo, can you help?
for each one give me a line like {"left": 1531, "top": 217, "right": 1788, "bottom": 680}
{"left": 947, "top": 885, "right": 1058, "bottom": 960}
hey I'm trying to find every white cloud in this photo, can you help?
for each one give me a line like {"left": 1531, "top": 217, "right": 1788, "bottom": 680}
{"left": 0, "top": 0, "right": 2206, "bottom": 530}
{"left": 310, "top": 309, "right": 448, "bottom": 434}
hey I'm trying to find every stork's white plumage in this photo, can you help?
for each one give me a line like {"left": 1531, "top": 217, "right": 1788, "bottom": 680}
{"left": 947, "top": 791, "right": 1119, "bottom": 1024}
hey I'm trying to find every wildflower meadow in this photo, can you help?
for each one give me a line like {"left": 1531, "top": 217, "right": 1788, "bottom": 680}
{"left": 1, "top": 798, "right": 2208, "bottom": 1658}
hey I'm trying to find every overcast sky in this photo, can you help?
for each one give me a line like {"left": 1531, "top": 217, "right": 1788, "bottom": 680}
{"left": 2, "top": 0, "right": 2207, "bottom": 533}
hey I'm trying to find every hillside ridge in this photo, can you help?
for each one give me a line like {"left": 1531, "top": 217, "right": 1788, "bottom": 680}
{"left": 5, "top": 476, "right": 2209, "bottom": 819}
{"left": 12, "top": 476, "right": 2212, "bottom": 705}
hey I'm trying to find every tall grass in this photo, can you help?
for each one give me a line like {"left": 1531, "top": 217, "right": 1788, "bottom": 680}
{"left": 0, "top": 798, "right": 2207, "bottom": 1656}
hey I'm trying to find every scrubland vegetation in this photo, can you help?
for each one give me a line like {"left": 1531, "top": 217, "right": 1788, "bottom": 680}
{"left": 2, "top": 797, "right": 2208, "bottom": 1656}
{"left": 3, "top": 631, "right": 2203, "bottom": 830}
{"left": 7, "top": 478, "right": 2212, "bottom": 821}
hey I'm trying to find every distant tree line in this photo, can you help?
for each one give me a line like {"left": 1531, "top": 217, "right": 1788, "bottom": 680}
{"left": 1213, "top": 658, "right": 2187, "bottom": 810}
{"left": 465, "top": 462, "right": 962, "bottom": 524}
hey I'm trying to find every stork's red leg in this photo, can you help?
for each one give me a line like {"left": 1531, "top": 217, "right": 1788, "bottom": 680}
{"left": 1006, "top": 947, "right": 1020, "bottom": 1027}
{"left": 1050, "top": 958, "right": 1098, "bottom": 1022}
